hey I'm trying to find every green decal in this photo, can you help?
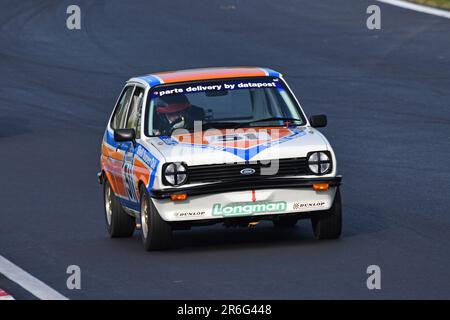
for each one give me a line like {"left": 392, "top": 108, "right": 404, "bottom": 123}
{"left": 212, "top": 201, "right": 287, "bottom": 217}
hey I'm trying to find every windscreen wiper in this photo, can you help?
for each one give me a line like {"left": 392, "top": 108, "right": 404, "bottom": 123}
{"left": 187, "top": 118, "right": 303, "bottom": 133}
{"left": 246, "top": 117, "right": 303, "bottom": 125}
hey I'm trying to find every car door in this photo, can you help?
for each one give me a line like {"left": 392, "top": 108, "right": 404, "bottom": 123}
{"left": 108, "top": 85, "right": 135, "bottom": 199}
{"left": 120, "top": 86, "right": 145, "bottom": 207}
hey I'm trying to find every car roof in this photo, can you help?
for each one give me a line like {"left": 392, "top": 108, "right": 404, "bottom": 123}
{"left": 130, "top": 67, "right": 282, "bottom": 87}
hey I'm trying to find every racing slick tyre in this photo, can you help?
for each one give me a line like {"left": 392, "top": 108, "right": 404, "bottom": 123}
{"left": 272, "top": 216, "right": 298, "bottom": 228}
{"left": 104, "top": 179, "right": 135, "bottom": 238}
{"left": 140, "top": 186, "right": 173, "bottom": 251}
{"left": 311, "top": 187, "right": 342, "bottom": 239}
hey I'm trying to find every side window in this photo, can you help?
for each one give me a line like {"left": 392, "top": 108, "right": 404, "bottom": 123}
{"left": 125, "top": 87, "right": 144, "bottom": 135}
{"left": 111, "top": 86, "right": 134, "bottom": 129}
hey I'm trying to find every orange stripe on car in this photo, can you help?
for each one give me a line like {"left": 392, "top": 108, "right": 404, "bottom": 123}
{"left": 153, "top": 67, "right": 267, "bottom": 84}
{"left": 102, "top": 142, "right": 124, "bottom": 161}
{"left": 133, "top": 157, "right": 150, "bottom": 188}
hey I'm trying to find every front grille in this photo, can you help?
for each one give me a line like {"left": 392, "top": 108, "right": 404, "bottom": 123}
{"left": 188, "top": 158, "right": 309, "bottom": 184}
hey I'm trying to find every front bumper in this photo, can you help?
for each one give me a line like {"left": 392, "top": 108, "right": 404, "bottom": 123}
{"left": 151, "top": 176, "right": 341, "bottom": 222}
{"left": 150, "top": 176, "right": 342, "bottom": 199}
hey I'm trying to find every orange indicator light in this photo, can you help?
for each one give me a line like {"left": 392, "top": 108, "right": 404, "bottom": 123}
{"left": 170, "top": 193, "right": 188, "bottom": 201}
{"left": 313, "top": 183, "right": 329, "bottom": 191}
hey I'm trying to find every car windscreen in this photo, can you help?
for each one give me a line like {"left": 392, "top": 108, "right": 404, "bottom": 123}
{"left": 145, "top": 77, "right": 305, "bottom": 136}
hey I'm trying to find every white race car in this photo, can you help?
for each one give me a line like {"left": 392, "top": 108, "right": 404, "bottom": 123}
{"left": 98, "top": 67, "right": 342, "bottom": 250}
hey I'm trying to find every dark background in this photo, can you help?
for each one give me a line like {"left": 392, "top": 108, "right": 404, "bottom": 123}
{"left": 0, "top": 0, "right": 449, "bottom": 299}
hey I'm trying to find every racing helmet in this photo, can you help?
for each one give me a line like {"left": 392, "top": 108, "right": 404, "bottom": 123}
{"left": 156, "top": 94, "right": 191, "bottom": 114}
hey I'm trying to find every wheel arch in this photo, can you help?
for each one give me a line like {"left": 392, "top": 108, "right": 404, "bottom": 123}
{"left": 102, "top": 170, "right": 119, "bottom": 195}
{"left": 137, "top": 180, "right": 148, "bottom": 201}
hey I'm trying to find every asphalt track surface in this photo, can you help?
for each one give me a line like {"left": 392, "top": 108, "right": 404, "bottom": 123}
{"left": 0, "top": 0, "right": 449, "bottom": 299}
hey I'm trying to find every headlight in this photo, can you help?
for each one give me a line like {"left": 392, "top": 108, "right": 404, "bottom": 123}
{"left": 163, "top": 162, "right": 188, "bottom": 186}
{"left": 307, "top": 151, "right": 332, "bottom": 175}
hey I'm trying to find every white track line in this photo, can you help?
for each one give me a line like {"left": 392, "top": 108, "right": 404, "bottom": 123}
{"left": 377, "top": 0, "right": 450, "bottom": 19}
{"left": 0, "top": 255, "right": 68, "bottom": 300}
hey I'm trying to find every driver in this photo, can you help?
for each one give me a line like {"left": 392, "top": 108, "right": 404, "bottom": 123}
{"left": 154, "top": 94, "right": 191, "bottom": 135}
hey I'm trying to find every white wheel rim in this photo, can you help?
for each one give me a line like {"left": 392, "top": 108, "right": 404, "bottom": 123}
{"left": 141, "top": 198, "right": 149, "bottom": 239}
{"left": 105, "top": 184, "right": 112, "bottom": 226}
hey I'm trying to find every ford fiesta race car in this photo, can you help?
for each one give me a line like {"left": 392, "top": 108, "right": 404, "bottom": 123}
{"left": 98, "top": 67, "right": 342, "bottom": 250}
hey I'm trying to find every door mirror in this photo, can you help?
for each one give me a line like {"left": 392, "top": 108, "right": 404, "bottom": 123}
{"left": 114, "top": 128, "right": 136, "bottom": 143}
{"left": 309, "top": 115, "right": 327, "bottom": 128}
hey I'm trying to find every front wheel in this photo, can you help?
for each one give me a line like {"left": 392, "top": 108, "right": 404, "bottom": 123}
{"left": 104, "top": 178, "right": 135, "bottom": 237}
{"left": 311, "top": 187, "right": 342, "bottom": 239}
{"left": 140, "top": 186, "right": 173, "bottom": 251}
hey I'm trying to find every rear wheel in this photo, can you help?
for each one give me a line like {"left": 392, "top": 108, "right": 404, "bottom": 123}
{"left": 140, "top": 186, "right": 173, "bottom": 251}
{"left": 311, "top": 187, "right": 342, "bottom": 239}
{"left": 104, "top": 179, "right": 135, "bottom": 237}
{"left": 273, "top": 216, "right": 298, "bottom": 228}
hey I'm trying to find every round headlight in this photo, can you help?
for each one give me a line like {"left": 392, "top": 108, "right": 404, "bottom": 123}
{"left": 164, "top": 162, "right": 187, "bottom": 186}
{"left": 308, "top": 152, "right": 331, "bottom": 175}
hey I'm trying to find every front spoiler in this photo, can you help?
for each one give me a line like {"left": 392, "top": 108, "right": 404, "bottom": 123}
{"left": 150, "top": 176, "right": 342, "bottom": 199}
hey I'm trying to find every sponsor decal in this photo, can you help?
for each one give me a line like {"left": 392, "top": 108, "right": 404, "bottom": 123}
{"left": 152, "top": 80, "right": 278, "bottom": 97}
{"left": 134, "top": 144, "right": 160, "bottom": 190}
{"left": 136, "top": 145, "right": 159, "bottom": 170}
{"left": 175, "top": 211, "right": 206, "bottom": 218}
{"left": 212, "top": 201, "right": 287, "bottom": 217}
{"left": 292, "top": 201, "right": 326, "bottom": 210}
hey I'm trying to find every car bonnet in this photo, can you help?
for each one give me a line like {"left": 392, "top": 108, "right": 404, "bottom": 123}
{"left": 144, "top": 126, "right": 328, "bottom": 166}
